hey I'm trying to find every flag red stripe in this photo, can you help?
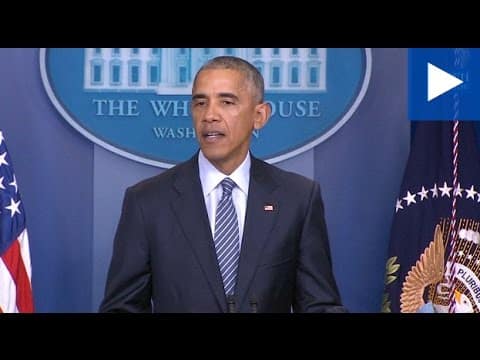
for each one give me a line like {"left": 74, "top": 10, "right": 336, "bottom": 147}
{"left": 1, "top": 239, "right": 34, "bottom": 312}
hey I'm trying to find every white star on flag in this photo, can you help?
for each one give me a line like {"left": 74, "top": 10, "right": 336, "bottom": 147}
{"left": 439, "top": 181, "right": 452, "bottom": 197}
{"left": 403, "top": 191, "right": 416, "bottom": 206}
{"left": 453, "top": 183, "right": 463, "bottom": 198}
{"left": 0, "top": 152, "right": 8, "bottom": 167}
{"left": 465, "top": 185, "right": 477, "bottom": 200}
{"left": 9, "top": 174, "right": 18, "bottom": 193}
{"left": 5, "top": 198, "right": 21, "bottom": 218}
{"left": 395, "top": 199, "right": 403, "bottom": 213}
{"left": 417, "top": 186, "right": 429, "bottom": 200}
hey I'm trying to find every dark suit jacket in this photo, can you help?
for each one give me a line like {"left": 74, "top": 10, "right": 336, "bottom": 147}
{"left": 99, "top": 153, "right": 346, "bottom": 313}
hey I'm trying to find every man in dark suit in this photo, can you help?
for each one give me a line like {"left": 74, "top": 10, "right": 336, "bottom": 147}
{"left": 99, "top": 55, "right": 346, "bottom": 313}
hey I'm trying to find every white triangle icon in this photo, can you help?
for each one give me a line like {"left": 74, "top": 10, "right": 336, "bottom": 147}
{"left": 427, "top": 62, "right": 463, "bottom": 102}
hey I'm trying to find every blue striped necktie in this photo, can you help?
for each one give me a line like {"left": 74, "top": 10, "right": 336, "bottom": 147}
{"left": 214, "top": 177, "right": 240, "bottom": 296}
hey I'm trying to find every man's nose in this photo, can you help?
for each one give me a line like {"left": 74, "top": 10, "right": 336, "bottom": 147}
{"left": 204, "top": 103, "right": 219, "bottom": 122}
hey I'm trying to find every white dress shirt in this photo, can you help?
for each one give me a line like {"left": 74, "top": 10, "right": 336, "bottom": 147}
{"left": 198, "top": 150, "right": 250, "bottom": 247}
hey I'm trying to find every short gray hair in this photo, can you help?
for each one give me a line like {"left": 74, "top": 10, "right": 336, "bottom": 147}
{"left": 193, "top": 56, "right": 265, "bottom": 103}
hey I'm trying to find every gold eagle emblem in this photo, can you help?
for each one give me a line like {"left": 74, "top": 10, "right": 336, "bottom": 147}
{"left": 400, "top": 225, "right": 445, "bottom": 313}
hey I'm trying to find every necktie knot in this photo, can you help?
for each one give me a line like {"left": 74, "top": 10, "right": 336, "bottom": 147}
{"left": 221, "top": 177, "right": 235, "bottom": 198}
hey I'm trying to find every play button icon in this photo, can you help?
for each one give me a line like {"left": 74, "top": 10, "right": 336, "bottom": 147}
{"left": 427, "top": 62, "right": 463, "bottom": 102}
{"left": 408, "top": 48, "right": 480, "bottom": 121}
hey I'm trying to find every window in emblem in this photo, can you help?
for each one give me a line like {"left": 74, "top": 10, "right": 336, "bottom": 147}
{"left": 271, "top": 62, "right": 282, "bottom": 87}
{"left": 289, "top": 62, "right": 300, "bottom": 86}
{"left": 149, "top": 63, "right": 160, "bottom": 85}
{"left": 91, "top": 60, "right": 104, "bottom": 85}
{"left": 308, "top": 65, "right": 320, "bottom": 87}
{"left": 179, "top": 66, "right": 187, "bottom": 84}
{"left": 110, "top": 62, "right": 121, "bottom": 85}
{"left": 129, "top": 61, "right": 141, "bottom": 86}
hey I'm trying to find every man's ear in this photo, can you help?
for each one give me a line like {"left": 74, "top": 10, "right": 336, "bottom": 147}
{"left": 253, "top": 102, "right": 271, "bottom": 130}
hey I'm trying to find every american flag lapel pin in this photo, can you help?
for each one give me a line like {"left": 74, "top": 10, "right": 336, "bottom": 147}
{"left": 264, "top": 204, "right": 274, "bottom": 211}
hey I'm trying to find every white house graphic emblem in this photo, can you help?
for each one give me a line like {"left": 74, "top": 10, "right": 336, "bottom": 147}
{"left": 41, "top": 48, "right": 371, "bottom": 168}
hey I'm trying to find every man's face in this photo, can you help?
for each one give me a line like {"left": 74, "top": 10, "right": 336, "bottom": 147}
{"left": 191, "top": 68, "right": 269, "bottom": 174}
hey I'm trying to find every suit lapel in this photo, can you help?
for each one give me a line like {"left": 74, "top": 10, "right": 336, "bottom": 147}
{"left": 235, "top": 157, "right": 279, "bottom": 310}
{"left": 171, "top": 155, "right": 227, "bottom": 311}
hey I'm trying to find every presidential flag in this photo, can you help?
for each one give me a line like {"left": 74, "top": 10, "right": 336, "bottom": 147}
{"left": 0, "top": 130, "right": 34, "bottom": 313}
{"left": 382, "top": 121, "right": 480, "bottom": 313}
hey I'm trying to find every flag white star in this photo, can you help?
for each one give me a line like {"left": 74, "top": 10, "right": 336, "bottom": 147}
{"left": 5, "top": 197, "right": 21, "bottom": 218}
{"left": 395, "top": 199, "right": 403, "bottom": 212}
{"left": 0, "top": 152, "right": 8, "bottom": 167}
{"left": 403, "top": 191, "right": 416, "bottom": 206}
{"left": 439, "top": 181, "right": 452, "bottom": 197}
{"left": 0, "top": 131, "right": 4, "bottom": 145}
{"left": 453, "top": 183, "right": 463, "bottom": 198}
{"left": 430, "top": 183, "right": 439, "bottom": 198}
{"left": 417, "top": 186, "right": 429, "bottom": 201}
{"left": 0, "top": 176, "right": 5, "bottom": 190}
{"left": 9, "top": 174, "right": 17, "bottom": 193}
{"left": 465, "top": 185, "right": 477, "bottom": 200}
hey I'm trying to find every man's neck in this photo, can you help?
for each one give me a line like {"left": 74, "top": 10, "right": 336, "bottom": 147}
{"left": 199, "top": 150, "right": 250, "bottom": 176}
{"left": 206, "top": 155, "right": 249, "bottom": 175}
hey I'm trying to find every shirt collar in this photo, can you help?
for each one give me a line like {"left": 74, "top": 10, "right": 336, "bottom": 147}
{"left": 198, "top": 150, "right": 250, "bottom": 196}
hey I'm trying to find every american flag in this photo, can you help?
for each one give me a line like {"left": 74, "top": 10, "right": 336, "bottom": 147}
{"left": 382, "top": 122, "right": 480, "bottom": 313}
{"left": 0, "top": 130, "right": 34, "bottom": 313}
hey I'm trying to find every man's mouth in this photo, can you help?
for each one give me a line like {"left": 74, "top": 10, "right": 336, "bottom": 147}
{"left": 202, "top": 131, "right": 225, "bottom": 139}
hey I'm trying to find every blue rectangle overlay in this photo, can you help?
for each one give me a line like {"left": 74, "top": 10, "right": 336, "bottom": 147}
{"left": 409, "top": 48, "right": 480, "bottom": 121}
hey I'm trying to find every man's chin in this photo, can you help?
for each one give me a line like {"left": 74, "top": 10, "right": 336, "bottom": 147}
{"left": 200, "top": 148, "right": 224, "bottom": 162}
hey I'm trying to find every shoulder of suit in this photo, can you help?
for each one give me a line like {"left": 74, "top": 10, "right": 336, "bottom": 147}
{"left": 127, "top": 157, "right": 193, "bottom": 195}
{"left": 252, "top": 157, "right": 319, "bottom": 190}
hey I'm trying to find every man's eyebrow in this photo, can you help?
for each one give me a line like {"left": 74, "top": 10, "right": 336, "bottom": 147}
{"left": 191, "top": 94, "right": 207, "bottom": 101}
{"left": 191, "top": 93, "right": 240, "bottom": 101}
{"left": 218, "top": 92, "right": 239, "bottom": 101}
